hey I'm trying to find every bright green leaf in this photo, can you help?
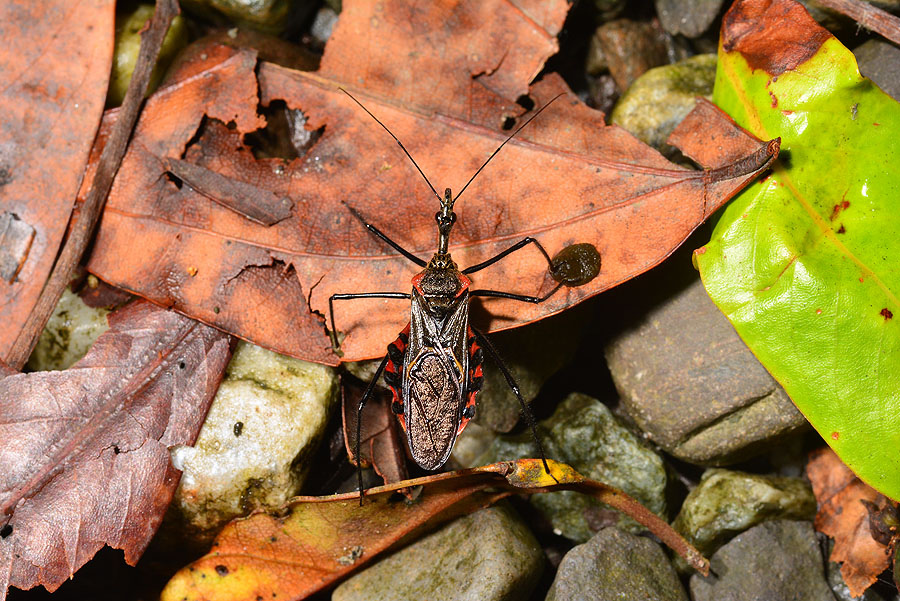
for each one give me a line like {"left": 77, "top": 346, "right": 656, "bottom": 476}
{"left": 696, "top": 0, "right": 900, "bottom": 499}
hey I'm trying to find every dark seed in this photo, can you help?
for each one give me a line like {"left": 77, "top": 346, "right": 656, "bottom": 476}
{"left": 391, "top": 401, "right": 404, "bottom": 414}
{"left": 215, "top": 565, "right": 229, "bottom": 576}
{"left": 550, "top": 243, "right": 601, "bottom": 286}
{"left": 234, "top": 421, "right": 244, "bottom": 436}
{"left": 463, "top": 405, "right": 476, "bottom": 419}
{"left": 387, "top": 343, "right": 404, "bottom": 364}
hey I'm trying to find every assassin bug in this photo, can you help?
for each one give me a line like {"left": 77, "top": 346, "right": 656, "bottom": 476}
{"left": 330, "top": 89, "right": 599, "bottom": 501}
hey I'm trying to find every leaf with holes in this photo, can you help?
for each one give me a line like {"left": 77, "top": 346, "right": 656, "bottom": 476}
{"left": 694, "top": 0, "right": 900, "bottom": 499}
{"left": 85, "top": 0, "right": 777, "bottom": 364}
{"left": 0, "top": 301, "right": 231, "bottom": 599}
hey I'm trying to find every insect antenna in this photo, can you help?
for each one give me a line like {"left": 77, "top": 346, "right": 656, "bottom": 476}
{"left": 453, "top": 93, "right": 565, "bottom": 203}
{"left": 339, "top": 87, "right": 442, "bottom": 203}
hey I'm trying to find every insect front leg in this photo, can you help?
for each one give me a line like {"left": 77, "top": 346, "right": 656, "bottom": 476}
{"left": 469, "top": 284, "right": 563, "bottom": 305}
{"left": 462, "top": 237, "right": 554, "bottom": 275}
{"left": 354, "top": 354, "right": 390, "bottom": 506}
{"left": 328, "top": 292, "right": 411, "bottom": 350}
{"left": 470, "top": 327, "right": 556, "bottom": 481}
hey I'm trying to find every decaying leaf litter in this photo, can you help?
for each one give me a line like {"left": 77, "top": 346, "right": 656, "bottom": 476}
{"left": 1, "top": 0, "right": 900, "bottom": 596}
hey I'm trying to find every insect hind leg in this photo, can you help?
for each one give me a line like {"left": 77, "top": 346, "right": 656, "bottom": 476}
{"left": 470, "top": 327, "right": 557, "bottom": 480}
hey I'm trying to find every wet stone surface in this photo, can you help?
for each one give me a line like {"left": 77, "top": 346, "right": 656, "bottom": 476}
{"left": 690, "top": 520, "right": 836, "bottom": 601}
{"left": 654, "top": 0, "right": 724, "bottom": 37}
{"left": 546, "top": 527, "right": 688, "bottom": 601}
{"left": 605, "top": 264, "right": 808, "bottom": 465}
{"left": 332, "top": 504, "right": 544, "bottom": 601}
{"left": 673, "top": 468, "right": 817, "bottom": 562}
{"left": 610, "top": 54, "right": 718, "bottom": 157}
{"left": 474, "top": 392, "right": 667, "bottom": 542}
{"left": 168, "top": 341, "right": 338, "bottom": 540}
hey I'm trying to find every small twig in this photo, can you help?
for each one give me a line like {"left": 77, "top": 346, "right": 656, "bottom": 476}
{"left": 816, "top": 0, "right": 900, "bottom": 45}
{"left": 5, "top": 0, "right": 181, "bottom": 369}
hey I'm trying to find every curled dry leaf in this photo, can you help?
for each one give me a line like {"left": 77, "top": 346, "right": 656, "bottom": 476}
{"left": 807, "top": 447, "right": 894, "bottom": 597}
{"left": 342, "top": 377, "right": 408, "bottom": 485}
{"left": 161, "top": 459, "right": 708, "bottom": 601}
{"left": 0, "top": 0, "right": 114, "bottom": 357}
{"left": 84, "top": 0, "right": 778, "bottom": 364}
{"left": 0, "top": 301, "right": 232, "bottom": 599}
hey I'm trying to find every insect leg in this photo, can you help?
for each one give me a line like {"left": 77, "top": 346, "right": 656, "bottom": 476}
{"left": 469, "top": 283, "right": 563, "bottom": 304}
{"left": 356, "top": 354, "right": 390, "bottom": 506}
{"left": 346, "top": 204, "right": 428, "bottom": 267}
{"left": 462, "top": 237, "right": 553, "bottom": 275}
{"left": 470, "top": 327, "right": 556, "bottom": 480}
{"left": 329, "top": 292, "right": 411, "bottom": 350}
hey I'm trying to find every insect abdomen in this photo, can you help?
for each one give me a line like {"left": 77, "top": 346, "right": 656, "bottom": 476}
{"left": 384, "top": 324, "right": 410, "bottom": 432}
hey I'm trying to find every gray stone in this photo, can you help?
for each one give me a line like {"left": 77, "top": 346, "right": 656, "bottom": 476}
{"left": 611, "top": 54, "right": 717, "bottom": 157}
{"left": 333, "top": 504, "right": 544, "bottom": 601}
{"left": 547, "top": 527, "right": 687, "bottom": 601}
{"left": 605, "top": 271, "right": 807, "bottom": 465}
{"left": 855, "top": 39, "right": 900, "bottom": 103}
{"left": 654, "top": 0, "right": 724, "bottom": 37}
{"left": 673, "top": 469, "right": 816, "bottom": 561}
{"left": 588, "top": 19, "right": 670, "bottom": 91}
{"left": 475, "top": 392, "right": 667, "bottom": 542}
{"left": 168, "top": 341, "right": 338, "bottom": 540}
{"left": 27, "top": 287, "right": 110, "bottom": 372}
{"left": 690, "top": 520, "right": 837, "bottom": 601}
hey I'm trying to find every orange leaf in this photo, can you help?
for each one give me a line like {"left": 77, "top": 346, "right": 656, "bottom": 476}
{"left": 85, "top": 1, "right": 777, "bottom": 364}
{"left": 161, "top": 459, "right": 707, "bottom": 601}
{"left": 807, "top": 447, "right": 894, "bottom": 597}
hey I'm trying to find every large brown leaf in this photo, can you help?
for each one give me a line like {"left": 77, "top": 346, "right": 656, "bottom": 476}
{"left": 0, "top": 301, "right": 232, "bottom": 599}
{"left": 0, "top": 0, "right": 115, "bottom": 357}
{"left": 161, "top": 459, "right": 708, "bottom": 601}
{"left": 85, "top": 1, "right": 777, "bottom": 363}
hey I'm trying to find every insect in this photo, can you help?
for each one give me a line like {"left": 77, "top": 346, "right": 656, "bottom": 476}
{"left": 329, "top": 89, "right": 601, "bottom": 501}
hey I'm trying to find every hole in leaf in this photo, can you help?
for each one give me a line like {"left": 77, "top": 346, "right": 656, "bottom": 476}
{"left": 501, "top": 116, "right": 515, "bottom": 131}
{"left": 0, "top": 524, "right": 12, "bottom": 538}
{"left": 515, "top": 94, "right": 535, "bottom": 111}
{"left": 244, "top": 100, "right": 324, "bottom": 160}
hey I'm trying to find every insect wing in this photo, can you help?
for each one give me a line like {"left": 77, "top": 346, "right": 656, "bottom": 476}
{"left": 402, "top": 291, "right": 469, "bottom": 470}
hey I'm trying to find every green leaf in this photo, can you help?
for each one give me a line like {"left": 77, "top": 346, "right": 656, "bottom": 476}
{"left": 695, "top": 0, "right": 900, "bottom": 499}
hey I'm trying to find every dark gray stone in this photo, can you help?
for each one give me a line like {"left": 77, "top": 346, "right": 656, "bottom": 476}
{"left": 588, "top": 19, "right": 670, "bottom": 91}
{"left": 654, "top": 0, "right": 724, "bottom": 37}
{"left": 690, "top": 520, "right": 837, "bottom": 601}
{"left": 605, "top": 272, "right": 808, "bottom": 465}
{"left": 546, "top": 527, "right": 687, "bottom": 601}
{"left": 475, "top": 392, "right": 667, "bottom": 542}
{"left": 610, "top": 54, "right": 718, "bottom": 157}
{"left": 673, "top": 469, "right": 816, "bottom": 562}
{"left": 333, "top": 504, "right": 544, "bottom": 601}
{"left": 473, "top": 306, "right": 585, "bottom": 433}
{"left": 855, "top": 39, "right": 900, "bottom": 102}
